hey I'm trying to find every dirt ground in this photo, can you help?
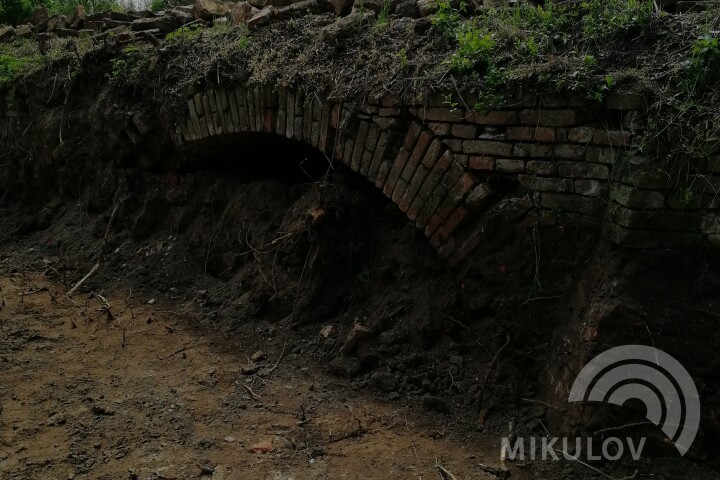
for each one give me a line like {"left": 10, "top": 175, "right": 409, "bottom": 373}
{"left": 0, "top": 272, "right": 554, "bottom": 480}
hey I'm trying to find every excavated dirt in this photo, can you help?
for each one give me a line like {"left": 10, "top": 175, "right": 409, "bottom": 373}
{"left": 2, "top": 158, "right": 720, "bottom": 479}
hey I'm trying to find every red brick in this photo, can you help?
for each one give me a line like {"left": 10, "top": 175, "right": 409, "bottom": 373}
{"left": 567, "top": 127, "right": 593, "bottom": 143}
{"left": 469, "top": 156, "right": 494, "bottom": 171}
{"left": 435, "top": 206, "right": 469, "bottom": 242}
{"left": 467, "top": 110, "right": 518, "bottom": 125}
{"left": 593, "top": 129, "right": 631, "bottom": 146}
{"left": 425, "top": 213, "right": 443, "bottom": 237}
{"left": 463, "top": 140, "right": 513, "bottom": 156}
{"left": 496, "top": 159, "right": 525, "bottom": 173}
{"left": 554, "top": 143, "right": 586, "bottom": 160}
{"left": 420, "top": 108, "right": 464, "bottom": 122}
{"left": 520, "top": 109, "right": 581, "bottom": 127}
{"left": 428, "top": 122, "right": 451, "bottom": 136}
{"left": 506, "top": 126, "right": 556, "bottom": 143}
{"left": 513, "top": 143, "right": 553, "bottom": 158}
{"left": 451, "top": 124, "right": 477, "bottom": 139}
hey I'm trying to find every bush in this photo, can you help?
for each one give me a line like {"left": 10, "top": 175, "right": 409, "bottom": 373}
{"left": 581, "top": 0, "right": 654, "bottom": 42}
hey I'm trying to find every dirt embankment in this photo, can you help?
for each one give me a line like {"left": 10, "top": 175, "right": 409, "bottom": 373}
{"left": 3, "top": 139, "right": 720, "bottom": 478}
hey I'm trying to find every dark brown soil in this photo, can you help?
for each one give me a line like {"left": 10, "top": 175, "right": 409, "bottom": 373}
{"left": 2, "top": 154, "right": 720, "bottom": 479}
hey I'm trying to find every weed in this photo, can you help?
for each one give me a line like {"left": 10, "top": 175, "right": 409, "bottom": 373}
{"left": 373, "top": 0, "right": 392, "bottom": 31}
{"left": 682, "top": 34, "right": 720, "bottom": 95}
{"left": 166, "top": 23, "right": 204, "bottom": 42}
{"left": 449, "top": 22, "right": 496, "bottom": 74}
{"left": 590, "top": 74, "right": 614, "bottom": 102}
{"left": 432, "top": 0, "right": 466, "bottom": 39}
{"left": 396, "top": 47, "right": 408, "bottom": 70}
{"left": 581, "top": 0, "right": 654, "bottom": 43}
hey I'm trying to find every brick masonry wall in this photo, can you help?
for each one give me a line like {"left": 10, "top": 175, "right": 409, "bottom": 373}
{"left": 3, "top": 85, "right": 720, "bottom": 261}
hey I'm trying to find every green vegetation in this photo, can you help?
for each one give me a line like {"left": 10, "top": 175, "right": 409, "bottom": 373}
{"left": 580, "top": 0, "right": 655, "bottom": 43}
{"left": 0, "top": 40, "right": 42, "bottom": 87}
{"left": 373, "top": 0, "right": 392, "bottom": 31}
{"left": 150, "top": 0, "right": 166, "bottom": 12}
{"left": 433, "top": 0, "right": 662, "bottom": 109}
{"left": 0, "top": 0, "right": 122, "bottom": 25}
{"left": 165, "top": 22, "right": 204, "bottom": 42}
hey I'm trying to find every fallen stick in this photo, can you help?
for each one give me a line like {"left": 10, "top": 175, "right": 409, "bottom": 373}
{"left": 435, "top": 464, "right": 458, "bottom": 480}
{"left": 158, "top": 343, "right": 194, "bottom": 360}
{"left": 66, "top": 263, "right": 99, "bottom": 298}
{"left": 242, "top": 383, "right": 261, "bottom": 400}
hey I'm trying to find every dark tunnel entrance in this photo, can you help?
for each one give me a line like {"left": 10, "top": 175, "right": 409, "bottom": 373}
{"left": 179, "top": 133, "right": 334, "bottom": 183}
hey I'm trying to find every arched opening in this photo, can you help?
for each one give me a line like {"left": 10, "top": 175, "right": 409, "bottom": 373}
{"left": 179, "top": 133, "right": 333, "bottom": 183}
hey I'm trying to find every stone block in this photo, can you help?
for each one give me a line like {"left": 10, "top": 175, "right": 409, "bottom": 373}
{"left": 496, "top": 159, "right": 525, "bottom": 173}
{"left": 451, "top": 124, "right": 477, "bottom": 139}
{"left": 607, "top": 204, "right": 698, "bottom": 231}
{"left": 574, "top": 179, "right": 608, "bottom": 197}
{"left": 467, "top": 110, "right": 518, "bottom": 125}
{"left": 558, "top": 161, "right": 610, "bottom": 179}
{"left": 566, "top": 127, "right": 594, "bottom": 143}
{"left": 554, "top": 143, "right": 586, "bottom": 160}
{"left": 526, "top": 160, "right": 557, "bottom": 176}
{"left": 506, "top": 126, "right": 555, "bottom": 143}
{"left": 468, "top": 156, "right": 494, "bottom": 171}
{"left": 519, "top": 175, "right": 574, "bottom": 193}
{"left": 585, "top": 146, "right": 618, "bottom": 165}
{"left": 610, "top": 185, "right": 665, "bottom": 209}
{"left": 465, "top": 184, "right": 494, "bottom": 211}
{"left": 541, "top": 193, "right": 602, "bottom": 215}
{"left": 428, "top": 122, "right": 451, "bottom": 136}
{"left": 593, "top": 129, "right": 632, "bottom": 147}
{"left": 520, "top": 109, "right": 582, "bottom": 127}
{"left": 463, "top": 140, "right": 512, "bottom": 156}
{"left": 513, "top": 143, "right": 553, "bottom": 158}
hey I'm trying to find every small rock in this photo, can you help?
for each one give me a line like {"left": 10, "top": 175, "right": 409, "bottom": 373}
{"left": 339, "top": 323, "right": 372, "bottom": 354}
{"left": 241, "top": 364, "right": 260, "bottom": 375}
{"left": 229, "top": 2, "right": 254, "bottom": 24}
{"left": 131, "top": 16, "right": 179, "bottom": 33}
{"left": 47, "top": 412, "right": 66, "bottom": 426}
{"left": 193, "top": 0, "right": 231, "bottom": 20}
{"left": 395, "top": 0, "right": 418, "bottom": 17}
{"left": 224, "top": 436, "right": 235, "bottom": 443}
{"left": 147, "top": 298, "right": 156, "bottom": 305}
{"left": 319, "top": 325, "right": 336, "bottom": 338}
{"left": 250, "top": 350, "right": 263, "bottom": 362}
{"left": 449, "top": 355, "right": 463, "bottom": 367}
{"left": 249, "top": 438, "right": 273, "bottom": 453}
{"left": 0, "top": 26, "right": 14, "bottom": 42}
{"left": 246, "top": 6, "right": 275, "bottom": 28}
{"left": 14, "top": 24, "right": 33, "bottom": 38}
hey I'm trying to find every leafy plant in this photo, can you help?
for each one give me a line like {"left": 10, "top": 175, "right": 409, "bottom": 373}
{"left": 581, "top": 0, "right": 654, "bottom": 43}
{"left": 150, "top": 0, "right": 166, "bottom": 12}
{"left": 590, "top": 74, "right": 614, "bottom": 102}
{"left": 682, "top": 35, "right": 720, "bottom": 95}
{"left": 432, "top": 0, "right": 465, "bottom": 39}
{"left": 449, "top": 23, "right": 496, "bottom": 74}
{"left": 373, "top": 0, "right": 391, "bottom": 31}
{"left": 396, "top": 47, "right": 408, "bottom": 70}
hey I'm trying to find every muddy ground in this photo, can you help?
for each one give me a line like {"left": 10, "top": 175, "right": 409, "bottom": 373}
{"left": 1, "top": 162, "right": 720, "bottom": 479}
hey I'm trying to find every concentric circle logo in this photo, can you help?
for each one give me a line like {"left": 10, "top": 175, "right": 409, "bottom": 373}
{"left": 568, "top": 345, "right": 700, "bottom": 456}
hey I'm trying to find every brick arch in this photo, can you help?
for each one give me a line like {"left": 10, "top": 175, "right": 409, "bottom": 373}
{"left": 172, "top": 84, "right": 489, "bottom": 262}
